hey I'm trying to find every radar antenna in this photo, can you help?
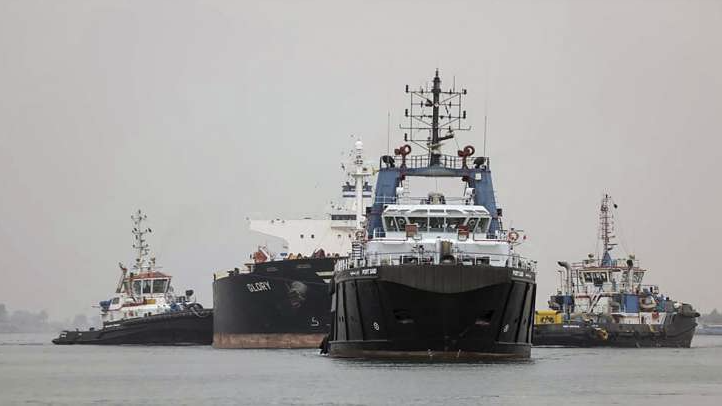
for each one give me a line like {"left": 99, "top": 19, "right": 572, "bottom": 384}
{"left": 401, "top": 69, "right": 471, "bottom": 166}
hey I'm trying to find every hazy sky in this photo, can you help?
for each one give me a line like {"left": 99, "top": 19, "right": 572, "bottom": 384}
{"left": 1, "top": 0, "right": 721, "bottom": 320}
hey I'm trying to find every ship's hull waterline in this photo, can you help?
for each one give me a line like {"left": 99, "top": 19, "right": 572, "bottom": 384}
{"left": 212, "top": 257, "right": 338, "bottom": 349}
{"left": 326, "top": 264, "right": 536, "bottom": 359}
{"left": 52, "top": 309, "right": 213, "bottom": 345}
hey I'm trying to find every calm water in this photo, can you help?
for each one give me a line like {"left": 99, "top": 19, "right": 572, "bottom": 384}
{"left": 1, "top": 334, "right": 722, "bottom": 405}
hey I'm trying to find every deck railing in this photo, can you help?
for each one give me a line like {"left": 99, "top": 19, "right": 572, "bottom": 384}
{"left": 380, "top": 154, "right": 489, "bottom": 171}
{"left": 344, "top": 250, "right": 535, "bottom": 271}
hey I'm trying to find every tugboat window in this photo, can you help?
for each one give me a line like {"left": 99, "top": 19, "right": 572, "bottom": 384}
{"left": 384, "top": 217, "right": 398, "bottom": 231}
{"left": 142, "top": 280, "right": 152, "bottom": 294}
{"left": 112, "top": 297, "right": 120, "bottom": 305}
{"left": 132, "top": 280, "right": 142, "bottom": 296}
{"left": 478, "top": 218, "right": 490, "bottom": 232}
{"left": 446, "top": 217, "right": 465, "bottom": 231}
{"left": 467, "top": 217, "right": 479, "bottom": 231}
{"left": 152, "top": 279, "right": 168, "bottom": 294}
{"left": 429, "top": 217, "right": 444, "bottom": 232}
{"left": 409, "top": 217, "right": 428, "bottom": 231}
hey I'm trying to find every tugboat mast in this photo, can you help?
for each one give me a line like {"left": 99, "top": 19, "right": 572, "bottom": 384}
{"left": 598, "top": 194, "right": 617, "bottom": 266}
{"left": 402, "top": 69, "right": 470, "bottom": 166}
{"left": 131, "top": 209, "right": 153, "bottom": 273}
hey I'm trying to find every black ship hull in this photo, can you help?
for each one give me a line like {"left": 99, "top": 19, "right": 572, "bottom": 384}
{"left": 213, "top": 258, "right": 338, "bottom": 348}
{"left": 533, "top": 315, "right": 697, "bottom": 348}
{"left": 52, "top": 309, "right": 213, "bottom": 345}
{"left": 326, "top": 264, "right": 536, "bottom": 359}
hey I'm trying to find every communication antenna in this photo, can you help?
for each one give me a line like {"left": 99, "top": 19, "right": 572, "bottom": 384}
{"left": 483, "top": 115, "right": 488, "bottom": 157}
{"left": 386, "top": 111, "right": 391, "bottom": 155}
{"left": 401, "top": 69, "right": 471, "bottom": 165}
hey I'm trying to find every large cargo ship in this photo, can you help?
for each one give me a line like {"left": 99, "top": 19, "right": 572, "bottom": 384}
{"left": 324, "top": 70, "right": 537, "bottom": 360}
{"left": 53, "top": 210, "right": 212, "bottom": 345}
{"left": 212, "top": 147, "right": 373, "bottom": 348}
{"left": 533, "top": 195, "right": 698, "bottom": 347}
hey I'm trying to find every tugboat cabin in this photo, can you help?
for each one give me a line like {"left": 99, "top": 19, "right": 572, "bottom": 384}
{"left": 102, "top": 271, "right": 178, "bottom": 324}
{"left": 364, "top": 195, "right": 530, "bottom": 269}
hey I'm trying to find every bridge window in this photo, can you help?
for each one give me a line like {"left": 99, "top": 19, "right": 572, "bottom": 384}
{"left": 142, "top": 280, "right": 152, "bottom": 294}
{"left": 478, "top": 218, "right": 490, "bottom": 233}
{"left": 111, "top": 297, "right": 120, "bottom": 304}
{"left": 395, "top": 217, "right": 407, "bottom": 229}
{"left": 132, "top": 280, "right": 142, "bottom": 296}
{"left": 384, "top": 217, "right": 398, "bottom": 231}
{"left": 331, "top": 214, "right": 356, "bottom": 220}
{"left": 409, "top": 217, "right": 428, "bottom": 231}
{"left": 152, "top": 279, "right": 169, "bottom": 294}
{"left": 467, "top": 217, "right": 479, "bottom": 231}
{"left": 429, "top": 217, "right": 444, "bottom": 232}
{"left": 446, "top": 217, "right": 465, "bottom": 231}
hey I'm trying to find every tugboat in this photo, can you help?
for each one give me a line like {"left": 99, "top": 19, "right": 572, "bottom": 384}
{"left": 533, "top": 194, "right": 699, "bottom": 348}
{"left": 212, "top": 145, "right": 373, "bottom": 349}
{"left": 52, "top": 210, "right": 213, "bottom": 345}
{"left": 324, "top": 70, "right": 537, "bottom": 359}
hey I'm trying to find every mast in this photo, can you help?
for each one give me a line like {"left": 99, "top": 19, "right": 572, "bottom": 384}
{"left": 351, "top": 140, "right": 371, "bottom": 231}
{"left": 402, "top": 70, "right": 470, "bottom": 166}
{"left": 598, "top": 194, "right": 617, "bottom": 267}
{"left": 131, "top": 210, "right": 152, "bottom": 273}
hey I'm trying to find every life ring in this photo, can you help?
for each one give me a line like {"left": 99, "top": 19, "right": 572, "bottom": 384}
{"left": 508, "top": 231, "right": 520, "bottom": 242}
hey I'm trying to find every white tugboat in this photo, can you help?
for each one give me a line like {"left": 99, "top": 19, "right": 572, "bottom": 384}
{"left": 324, "top": 70, "right": 537, "bottom": 359}
{"left": 53, "top": 210, "right": 213, "bottom": 345}
{"left": 533, "top": 194, "right": 699, "bottom": 347}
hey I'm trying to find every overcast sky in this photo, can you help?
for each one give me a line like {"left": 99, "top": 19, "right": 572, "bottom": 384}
{"left": 1, "top": 0, "right": 721, "bottom": 320}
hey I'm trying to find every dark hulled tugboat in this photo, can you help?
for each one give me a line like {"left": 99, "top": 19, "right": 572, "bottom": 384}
{"left": 52, "top": 210, "right": 212, "bottom": 345}
{"left": 212, "top": 144, "right": 372, "bottom": 349}
{"left": 324, "top": 71, "right": 537, "bottom": 359}
{"left": 533, "top": 194, "right": 699, "bottom": 347}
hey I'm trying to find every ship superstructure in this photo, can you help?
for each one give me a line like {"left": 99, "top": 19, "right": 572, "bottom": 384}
{"left": 325, "top": 70, "right": 537, "bottom": 359}
{"left": 247, "top": 144, "right": 372, "bottom": 261}
{"left": 533, "top": 194, "right": 699, "bottom": 347}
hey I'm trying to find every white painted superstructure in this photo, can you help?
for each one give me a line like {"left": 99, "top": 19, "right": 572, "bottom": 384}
{"left": 360, "top": 195, "right": 531, "bottom": 270}
{"left": 249, "top": 140, "right": 373, "bottom": 259}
